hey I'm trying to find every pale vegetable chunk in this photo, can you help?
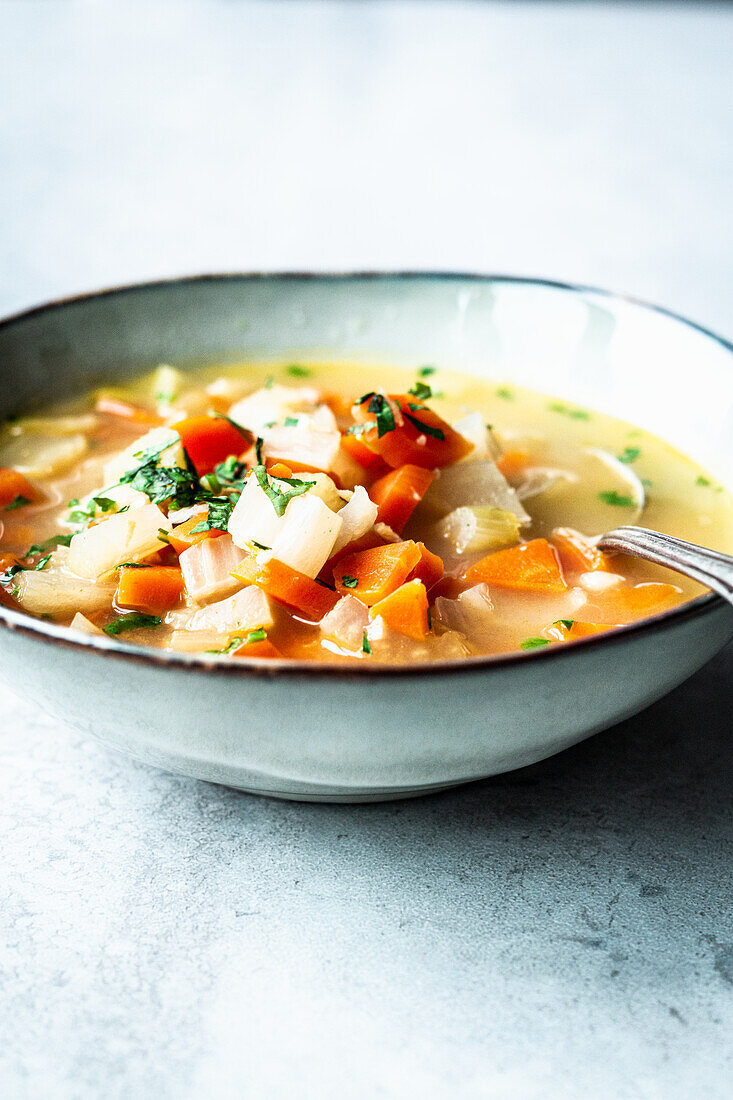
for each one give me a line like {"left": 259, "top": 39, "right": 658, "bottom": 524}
{"left": 69, "top": 612, "right": 104, "bottom": 635}
{"left": 68, "top": 504, "right": 171, "bottom": 580}
{"left": 330, "top": 486, "right": 379, "bottom": 555}
{"left": 261, "top": 424, "right": 341, "bottom": 473}
{"left": 179, "top": 535, "right": 244, "bottom": 602}
{"left": 228, "top": 384, "right": 320, "bottom": 435}
{"left": 431, "top": 506, "right": 520, "bottom": 556}
{"left": 266, "top": 493, "right": 342, "bottom": 578}
{"left": 15, "top": 552, "right": 116, "bottom": 617}
{"left": 8, "top": 414, "right": 98, "bottom": 437}
{"left": 435, "top": 583, "right": 496, "bottom": 647}
{"left": 176, "top": 585, "right": 274, "bottom": 634}
{"left": 320, "top": 595, "right": 371, "bottom": 650}
{"left": 419, "top": 460, "right": 530, "bottom": 525}
{"left": 103, "top": 426, "right": 184, "bottom": 486}
{"left": 228, "top": 475, "right": 286, "bottom": 549}
{"left": 0, "top": 431, "right": 88, "bottom": 478}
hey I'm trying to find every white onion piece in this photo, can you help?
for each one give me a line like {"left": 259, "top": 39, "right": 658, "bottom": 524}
{"left": 68, "top": 504, "right": 171, "bottom": 580}
{"left": 103, "top": 426, "right": 183, "bottom": 486}
{"left": 16, "top": 552, "right": 115, "bottom": 617}
{"left": 70, "top": 612, "right": 104, "bottom": 636}
{"left": 227, "top": 475, "right": 285, "bottom": 549}
{"left": 265, "top": 494, "right": 342, "bottom": 578}
{"left": 78, "top": 483, "right": 149, "bottom": 517}
{"left": 320, "top": 595, "right": 370, "bottom": 650}
{"left": 176, "top": 585, "right": 273, "bottom": 634}
{"left": 435, "top": 583, "right": 496, "bottom": 647}
{"left": 261, "top": 424, "right": 341, "bottom": 472}
{"left": 452, "top": 412, "right": 500, "bottom": 462}
{"left": 515, "top": 467, "right": 575, "bottom": 501}
{"left": 330, "top": 486, "right": 378, "bottom": 555}
{"left": 9, "top": 414, "right": 98, "bottom": 437}
{"left": 170, "top": 629, "right": 228, "bottom": 653}
{"left": 373, "top": 522, "right": 401, "bottom": 543}
{"left": 420, "top": 461, "right": 530, "bottom": 525}
{"left": 228, "top": 384, "right": 321, "bottom": 434}
{"left": 578, "top": 571, "right": 625, "bottom": 593}
{"left": 179, "top": 535, "right": 244, "bottom": 602}
{"left": 297, "top": 472, "right": 343, "bottom": 513}
{"left": 0, "top": 431, "right": 88, "bottom": 478}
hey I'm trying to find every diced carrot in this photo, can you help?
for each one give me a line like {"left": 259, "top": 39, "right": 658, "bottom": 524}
{"left": 552, "top": 527, "right": 608, "bottom": 574}
{"left": 172, "top": 415, "right": 253, "bottom": 476}
{"left": 267, "top": 461, "right": 293, "bottom": 479}
{"left": 95, "top": 396, "right": 162, "bottom": 426}
{"left": 465, "top": 538, "right": 567, "bottom": 594}
{"left": 407, "top": 542, "right": 444, "bottom": 591}
{"left": 167, "top": 509, "right": 225, "bottom": 554}
{"left": 232, "top": 556, "right": 339, "bottom": 620}
{"left": 351, "top": 395, "right": 473, "bottom": 469}
{"left": 372, "top": 579, "right": 429, "bottom": 641}
{"left": 333, "top": 540, "right": 422, "bottom": 605}
{"left": 323, "top": 530, "right": 388, "bottom": 574}
{"left": 598, "top": 582, "right": 682, "bottom": 621}
{"left": 369, "top": 464, "right": 435, "bottom": 533}
{"left": 496, "top": 451, "right": 530, "bottom": 481}
{"left": 0, "top": 468, "right": 41, "bottom": 509}
{"left": 116, "top": 565, "right": 185, "bottom": 614}
{"left": 341, "top": 432, "right": 390, "bottom": 476}
{"left": 232, "top": 636, "right": 283, "bottom": 659}
{"left": 545, "top": 620, "right": 611, "bottom": 642}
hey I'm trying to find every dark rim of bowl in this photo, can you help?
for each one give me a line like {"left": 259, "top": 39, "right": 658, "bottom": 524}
{"left": 0, "top": 270, "right": 731, "bottom": 680}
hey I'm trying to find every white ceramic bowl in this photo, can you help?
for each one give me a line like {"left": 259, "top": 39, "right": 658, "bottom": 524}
{"left": 1, "top": 274, "right": 731, "bottom": 801}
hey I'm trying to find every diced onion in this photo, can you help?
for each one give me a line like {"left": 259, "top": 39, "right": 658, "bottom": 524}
{"left": 452, "top": 412, "right": 500, "bottom": 462}
{"left": 266, "top": 493, "right": 342, "bottom": 578}
{"left": 228, "top": 384, "right": 321, "bottom": 435}
{"left": 179, "top": 535, "right": 244, "bottom": 602}
{"left": 578, "top": 571, "right": 625, "bottom": 593}
{"left": 174, "top": 585, "right": 274, "bottom": 634}
{"left": 330, "top": 486, "right": 378, "bottom": 555}
{"left": 68, "top": 503, "right": 171, "bottom": 580}
{"left": 16, "top": 551, "right": 116, "bottom": 617}
{"left": 103, "top": 426, "right": 183, "bottom": 486}
{"left": 70, "top": 612, "right": 104, "bottom": 635}
{"left": 420, "top": 461, "right": 530, "bottom": 525}
{"left": 261, "top": 424, "right": 341, "bottom": 473}
{"left": 9, "top": 414, "right": 98, "bottom": 437}
{"left": 435, "top": 583, "right": 496, "bottom": 647}
{"left": 170, "top": 629, "right": 228, "bottom": 653}
{"left": 320, "top": 595, "right": 371, "bottom": 650}
{"left": 0, "top": 431, "right": 88, "bottom": 478}
{"left": 432, "top": 506, "right": 520, "bottom": 556}
{"left": 227, "top": 475, "right": 285, "bottom": 549}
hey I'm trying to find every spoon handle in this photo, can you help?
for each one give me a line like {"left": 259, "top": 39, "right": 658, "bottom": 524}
{"left": 599, "top": 526, "right": 733, "bottom": 606}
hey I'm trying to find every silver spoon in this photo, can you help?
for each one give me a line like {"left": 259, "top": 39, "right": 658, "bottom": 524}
{"left": 598, "top": 526, "right": 733, "bottom": 604}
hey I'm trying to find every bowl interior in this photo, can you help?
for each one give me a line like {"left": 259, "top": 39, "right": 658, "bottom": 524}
{"left": 1, "top": 275, "right": 731, "bottom": 490}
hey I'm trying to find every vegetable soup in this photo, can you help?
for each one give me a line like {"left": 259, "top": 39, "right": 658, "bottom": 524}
{"left": 1, "top": 361, "right": 731, "bottom": 662}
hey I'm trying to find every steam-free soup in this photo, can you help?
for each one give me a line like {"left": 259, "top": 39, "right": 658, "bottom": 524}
{"left": 1, "top": 361, "right": 731, "bottom": 662}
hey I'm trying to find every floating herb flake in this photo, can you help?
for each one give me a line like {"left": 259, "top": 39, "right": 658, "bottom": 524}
{"left": 4, "top": 495, "right": 32, "bottom": 511}
{"left": 547, "top": 402, "right": 590, "bottom": 420}
{"left": 617, "top": 446, "right": 641, "bottom": 464}
{"left": 521, "top": 637, "right": 549, "bottom": 649}
{"left": 103, "top": 612, "right": 162, "bottom": 636}
{"left": 403, "top": 411, "right": 445, "bottom": 440}
{"left": 598, "top": 490, "right": 636, "bottom": 507}
{"left": 362, "top": 631, "right": 372, "bottom": 655}
{"left": 341, "top": 574, "right": 359, "bottom": 589}
{"left": 408, "top": 381, "right": 433, "bottom": 401}
{"left": 286, "top": 364, "right": 311, "bottom": 377}
{"left": 696, "top": 475, "right": 712, "bottom": 487}
{"left": 496, "top": 387, "right": 514, "bottom": 401}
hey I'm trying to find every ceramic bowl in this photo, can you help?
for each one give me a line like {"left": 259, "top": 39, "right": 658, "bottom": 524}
{"left": 1, "top": 274, "right": 732, "bottom": 801}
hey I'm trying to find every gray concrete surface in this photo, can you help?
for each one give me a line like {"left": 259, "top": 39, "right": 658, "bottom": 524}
{"left": 1, "top": 2, "right": 732, "bottom": 1097}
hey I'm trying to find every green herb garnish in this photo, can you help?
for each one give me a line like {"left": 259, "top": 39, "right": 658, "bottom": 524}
{"left": 696, "top": 475, "right": 711, "bottom": 487}
{"left": 521, "top": 637, "right": 549, "bottom": 649}
{"left": 554, "top": 619, "right": 574, "bottom": 630}
{"left": 253, "top": 465, "right": 314, "bottom": 517}
{"left": 418, "top": 366, "right": 436, "bottom": 377}
{"left": 362, "top": 631, "right": 372, "bottom": 655}
{"left": 26, "top": 533, "right": 73, "bottom": 555}
{"left": 341, "top": 574, "right": 358, "bottom": 589}
{"left": 496, "top": 387, "right": 514, "bottom": 401}
{"left": 103, "top": 613, "right": 162, "bottom": 636}
{"left": 598, "top": 490, "right": 636, "bottom": 507}
{"left": 0, "top": 563, "right": 24, "bottom": 586}
{"left": 547, "top": 402, "right": 590, "bottom": 420}
{"left": 208, "top": 628, "right": 268, "bottom": 655}
{"left": 4, "top": 495, "right": 32, "bottom": 511}
{"left": 359, "top": 393, "right": 396, "bottom": 438}
{"left": 33, "top": 555, "right": 51, "bottom": 571}
{"left": 286, "top": 364, "right": 310, "bottom": 378}
{"left": 284, "top": 416, "right": 299, "bottom": 428}
{"left": 116, "top": 562, "right": 152, "bottom": 569}
{"left": 408, "top": 381, "right": 433, "bottom": 401}
{"left": 617, "top": 446, "right": 641, "bottom": 465}
{"left": 403, "top": 411, "right": 445, "bottom": 440}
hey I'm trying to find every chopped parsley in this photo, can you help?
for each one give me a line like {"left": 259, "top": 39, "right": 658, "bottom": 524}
{"left": 103, "top": 612, "right": 162, "bottom": 636}
{"left": 251, "top": 540, "right": 270, "bottom": 551}
{"left": 359, "top": 393, "right": 396, "bottom": 438}
{"left": 345, "top": 422, "right": 374, "bottom": 438}
{"left": 418, "top": 366, "right": 437, "bottom": 377}
{"left": 554, "top": 619, "right": 574, "bottom": 630}
{"left": 209, "top": 628, "right": 268, "bottom": 655}
{"left": 264, "top": 376, "right": 275, "bottom": 389}
{"left": 33, "top": 555, "right": 51, "bottom": 571}
{"left": 598, "top": 490, "right": 636, "bottom": 507}
{"left": 190, "top": 498, "right": 236, "bottom": 534}
{"left": 521, "top": 637, "right": 549, "bottom": 649}
{"left": 341, "top": 574, "right": 359, "bottom": 589}
{"left": 116, "top": 562, "right": 152, "bottom": 569}
{"left": 26, "top": 533, "right": 73, "bottom": 555}
{"left": 68, "top": 495, "right": 118, "bottom": 524}
{"left": 696, "top": 475, "right": 712, "bottom": 487}
{"left": 403, "top": 410, "right": 445, "bottom": 440}
{"left": 283, "top": 416, "right": 299, "bottom": 427}
{"left": 214, "top": 455, "right": 248, "bottom": 485}
{"left": 253, "top": 465, "right": 314, "bottom": 517}
{"left": 547, "top": 402, "right": 590, "bottom": 420}
{"left": 4, "top": 495, "right": 32, "bottom": 511}
{"left": 0, "top": 563, "right": 24, "bottom": 586}
{"left": 496, "top": 387, "right": 514, "bottom": 401}
{"left": 408, "top": 381, "right": 433, "bottom": 401}
{"left": 286, "top": 364, "right": 311, "bottom": 378}
{"left": 617, "top": 446, "right": 641, "bottom": 465}
{"left": 362, "top": 630, "right": 372, "bottom": 655}
{"left": 119, "top": 460, "right": 199, "bottom": 510}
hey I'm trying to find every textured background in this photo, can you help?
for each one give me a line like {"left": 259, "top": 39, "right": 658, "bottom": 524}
{"left": 1, "top": 2, "right": 732, "bottom": 1097}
